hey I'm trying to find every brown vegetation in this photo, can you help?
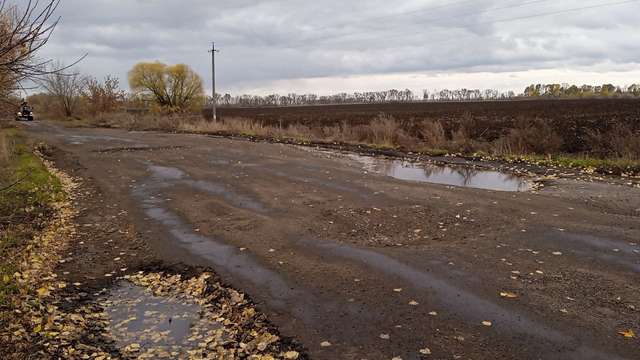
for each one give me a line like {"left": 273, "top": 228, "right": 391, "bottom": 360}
{"left": 78, "top": 109, "right": 639, "bottom": 161}
{"left": 213, "top": 99, "right": 640, "bottom": 158}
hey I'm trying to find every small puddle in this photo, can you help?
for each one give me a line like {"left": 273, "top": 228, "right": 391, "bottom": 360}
{"left": 66, "top": 134, "right": 136, "bottom": 145}
{"left": 103, "top": 281, "right": 221, "bottom": 357}
{"left": 532, "top": 231, "right": 640, "bottom": 273}
{"left": 142, "top": 206, "right": 295, "bottom": 306}
{"left": 348, "top": 154, "right": 531, "bottom": 192}
{"left": 260, "top": 166, "right": 372, "bottom": 199}
{"left": 147, "top": 164, "right": 269, "bottom": 213}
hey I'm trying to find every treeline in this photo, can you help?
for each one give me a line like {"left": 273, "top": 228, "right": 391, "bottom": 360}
{"left": 214, "top": 83, "right": 640, "bottom": 108}
{"left": 523, "top": 84, "right": 640, "bottom": 98}
{"left": 24, "top": 71, "right": 640, "bottom": 118}
{"left": 214, "top": 88, "right": 517, "bottom": 107}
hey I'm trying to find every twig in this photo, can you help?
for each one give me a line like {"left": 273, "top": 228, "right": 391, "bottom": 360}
{"left": 0, "top": 174, "right": 28, "bottom": 192}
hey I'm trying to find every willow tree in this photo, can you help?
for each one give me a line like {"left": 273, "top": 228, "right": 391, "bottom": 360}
{"left": 128, "top": 62, "right": 204, "bottom": 111}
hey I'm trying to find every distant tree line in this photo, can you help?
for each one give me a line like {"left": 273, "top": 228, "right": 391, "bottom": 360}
{"left": 211, "top": 88, "right": 519, "bottom": 107}
{"left": 210, "top": 83, "right": 640, "bottom": 108}
{"left": 523, "top": 83, "right": 640, "bottom": 98}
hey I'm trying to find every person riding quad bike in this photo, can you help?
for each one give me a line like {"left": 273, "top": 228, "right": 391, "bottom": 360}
{"left": 16, "top": 101, "right": 34, "bottom": 121}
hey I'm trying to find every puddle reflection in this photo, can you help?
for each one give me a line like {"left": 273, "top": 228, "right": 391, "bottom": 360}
{"left": 103, "top": 282, "right": 221, "bottom": 356}
{"left": 349, "top": 155, "right": 531, "bottom": 192}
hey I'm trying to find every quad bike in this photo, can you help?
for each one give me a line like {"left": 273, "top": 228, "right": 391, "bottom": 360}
{"left": 15, "top": 105, "right": 34, "bottom": 121}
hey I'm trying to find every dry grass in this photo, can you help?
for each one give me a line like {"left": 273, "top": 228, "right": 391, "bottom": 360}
{"left": 0, "top": 131, "right": 10, "bottom": 166}
{"left": 81, "top": 112, "right": 640, "bottom": 157}
{"left": 586, "top": 123, "right": 640, "bottom": 159}
{"left": 492, "top": 118, "right": 564, "bottom": 156}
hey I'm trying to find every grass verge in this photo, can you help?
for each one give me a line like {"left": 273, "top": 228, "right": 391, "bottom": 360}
{"left": 0, "top": 127, "right": 63, "bottom": 306}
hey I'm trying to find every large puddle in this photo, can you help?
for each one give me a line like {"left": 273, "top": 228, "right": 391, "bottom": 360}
{"left": 103, "top": 281, "right": 222, "bottom": 357}
{"left": 348, "top": 154, "right": 531, "bottom": 192}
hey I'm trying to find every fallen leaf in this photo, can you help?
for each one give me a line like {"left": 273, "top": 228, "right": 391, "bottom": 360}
{"left": 500, "top": 291, "right": 519, "bottom": 299}
{"left": 393, "top": 288, "right": 403, "bottom": 293}
{"left": 428, "top": 311, "right": 438, "bottom": 316}
{"left": 409, "top": 300, "right": 419, "bottom": 306}
{"left": 619, "top": 329, "right": 635, "bottom": 338}
{"left": 482, "top": 321, "right": 492, "bottom": 327}
{"left": 380, "top": 333, "right": 390, "bottom": 340}
{"left": 36, "top": 287, "right": 50, "bottom": 297}
{"left": 320, "top": 341, "right": 332, "bottom": 347}
{"left": 419, "top": 348, "right": 432, "bottom": 355}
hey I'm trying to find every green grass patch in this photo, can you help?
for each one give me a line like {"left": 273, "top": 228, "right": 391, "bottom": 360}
{"left": 0, "top": 128, "right": 63, "bottom": 306}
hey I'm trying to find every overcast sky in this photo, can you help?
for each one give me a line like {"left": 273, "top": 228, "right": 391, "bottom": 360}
{"left": 39, "top": 0, "right": 640, "bottom": 95}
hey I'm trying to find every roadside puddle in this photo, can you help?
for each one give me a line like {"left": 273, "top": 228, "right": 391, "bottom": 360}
{"left": 348, "top": 154, "right": 531, "bottom": 192}
{"left": 102, "top": 281, "right": 222, "bottom": 358}
{"left": 94, "top": 272, "right": 302, "bottom": 358}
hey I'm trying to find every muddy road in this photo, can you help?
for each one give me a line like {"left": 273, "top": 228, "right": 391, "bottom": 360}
{"left": 24, "top": 121, "right": 640, "bottom": 359}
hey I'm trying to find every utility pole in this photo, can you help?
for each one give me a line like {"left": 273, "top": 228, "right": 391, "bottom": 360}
{"left": 209, "top": 42, "right": 220, "bottom": 121}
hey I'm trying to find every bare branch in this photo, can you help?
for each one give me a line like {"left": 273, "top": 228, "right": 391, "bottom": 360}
{"left": 1, "top": 0, "right": 82, "bottom": 98}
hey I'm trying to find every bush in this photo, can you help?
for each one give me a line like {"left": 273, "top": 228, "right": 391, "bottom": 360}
{"left": 492, "top": 117, "right": 563, "bottom": 156}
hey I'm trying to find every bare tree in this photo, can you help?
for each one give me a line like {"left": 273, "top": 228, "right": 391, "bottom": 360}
{"left": 84, "top": 75, "right": 124, "bottom": 114}
{"left": 0, "top": 1, "right": 83, "bottom": 106}
{"left": 41, "top": 65, "right": 86, "bottom": 117}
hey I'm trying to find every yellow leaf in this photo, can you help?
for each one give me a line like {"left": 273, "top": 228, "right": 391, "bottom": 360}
{"left": 2, "top": 275, "right": 10, "bottom": 283}
{"left": 33, "top": 324, "right": 42, "bottom": 333}
{"left": 619, "top": 329, "right": 635, "bottom": 338}
{"left": 37, "top": 287, "right": 50, "bottom": 297}
{"left": 500, "top": 291, "right": 518, "bottom": 299}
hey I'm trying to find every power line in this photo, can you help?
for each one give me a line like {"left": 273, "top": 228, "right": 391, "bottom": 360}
{"left": 362, "top": 0, "right": 488, "bottom": 24}
{"left": 285, "top": 0, "right": 502, "bottom": 48}
{"left": 294, "top": 0, "right": 638, "bottom": 49}
{"left": 480, "top": 0, "right": 638, "bottom": 25}
{"left": 296, "top": 0, "right": 555, "bottom": 48}
{"left": 366, "top": 0, "right": 554, "bottom": 27}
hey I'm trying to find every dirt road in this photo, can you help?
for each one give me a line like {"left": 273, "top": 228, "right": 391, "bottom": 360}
{"left": 24, "top": 121, "right": 640, "bottom": 359}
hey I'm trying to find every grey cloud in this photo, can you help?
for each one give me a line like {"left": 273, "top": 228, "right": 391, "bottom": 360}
{"left": 37, "top": 0, "right": 640, "bottom": 91}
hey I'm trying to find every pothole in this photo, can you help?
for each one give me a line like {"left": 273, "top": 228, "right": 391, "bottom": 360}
{"left": 102, "top": 281, "right": 222, "bottom": 358}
